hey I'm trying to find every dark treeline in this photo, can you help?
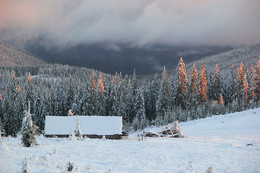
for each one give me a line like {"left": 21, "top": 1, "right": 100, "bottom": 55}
{"left": 0, "top": 58, "right": 259, "bottom": 136}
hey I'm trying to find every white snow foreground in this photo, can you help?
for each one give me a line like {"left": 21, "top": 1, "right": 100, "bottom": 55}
{"left": 0, "top": 109, "right": 260, "bottom": 173}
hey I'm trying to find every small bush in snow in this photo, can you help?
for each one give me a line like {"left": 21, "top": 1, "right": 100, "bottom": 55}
{"left": 187, "top": 158, "right": 195, "bottom": 173}
{"left": 67, "top": 162, "right": 74, "bottom": 172}
{"left": 74, "top": 120, "right": 82, "bottom": 139}
{"left": 205, "top": 166, "right": 214, "bottom": 173}
{"left": 21, "top": 157, "right": 30, "bottom": 173}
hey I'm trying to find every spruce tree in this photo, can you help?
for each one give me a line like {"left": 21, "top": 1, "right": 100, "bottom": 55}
{"left": 247, "top": 64, "right": 255, "bottom": 107}
{"left": 133, "top": 88, "right": 147, "bottom": 130}
{"left": 226, "top": 65, "right": 236, "bottom": 105}
{"left": 244, "top": 75, "right": 249, "bottom": 108}
{"left": 65, "top": 78, "right": 75, "bottom": 114}
{"left": 235, "top": 62, "right": 245, "bottom": 110}
{"left": 146, "top": 73, "right": 160, "bottom": 121}
{"left": 126, "top": 70, "right": 139, "bottom": 122}
{"left": 4, "top": 73, "right": 21, "bottom": 136}
{"left": 21, "top": 103, "right": 38, "bottom": 147}
{"left": 174, "top": 58, "right": 188, "bottom": 109}
{"left": 255, "top": 57, "right": 260, "bottom": 106}
{"left": 25, "top": 72, "right": 34, "bottom": 114}
{"left": 97, "top": 73, "right": 106, "bottom": 115}
{"left": 211, "top": 64, "right": 222, "bottom": 102}
{"left": 156, "top": 66, "right": 172, "bottom": 118}
{"left": 188, "top": 64, "right": 199, "bottom": 119}
{"left": 198, "top": 61, "right": 208, "bottom": 105}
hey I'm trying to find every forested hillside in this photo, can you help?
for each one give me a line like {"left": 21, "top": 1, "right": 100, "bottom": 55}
{"left": 182, "top": 45, "right": 260, "bottom": 77}
{"left": 0, "top": 56, "right": 259, "bottom": 136}
{"left": 0, "top": 41, "right": 46, "bottom": 66}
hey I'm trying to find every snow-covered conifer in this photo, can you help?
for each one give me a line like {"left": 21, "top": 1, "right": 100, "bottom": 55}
{"left": 156, "top": 66, "right": 172, "bottom": 118}
{"left": 21, "top": 103, "right": 38, "bottom": 147}
{"left": 211, "top": 64, "right": 222, "bottom": 102}
{"left": 235, "top": 62, "right": 245, "bottom": 110}
{"left": 65, "top": 78, "right": 75, "bottom": 114}
{"left": 74, "top": 119, "right": 82, "bottom": 138}
{"left": 188, "top": 64, "right": 199, "bottom": 118}
{"left": 174, "top": 58, "right": 188, "bottom": 109}
{"left": 255, "top": 57, "right": 260, "bottom": 105}
{"left": 198, "top": 61, "right": 208, "bottom": 105}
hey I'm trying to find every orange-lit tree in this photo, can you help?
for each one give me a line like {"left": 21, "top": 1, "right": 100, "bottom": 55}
{"left": 198, "top": 61, "right": 208, "bottom": 105}
{"left": 244, "top": 75, "right": 249, "bottom": 107}
{"left": 174, "top": 58, "right": 188, "bottom": 109}
{"left": 97, "top": 73, "right": 106, "bottom": 115}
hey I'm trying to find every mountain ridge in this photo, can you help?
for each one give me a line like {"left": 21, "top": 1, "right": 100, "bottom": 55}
{"left": 170, "top": 44, "right": 260, "bottom": 78}
{"left": 0, "top": 40, "right": 47, "bottom": 66}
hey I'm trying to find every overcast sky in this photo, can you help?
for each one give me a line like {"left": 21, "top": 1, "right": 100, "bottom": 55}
{"left": 0, "top": 0, "right": 260, "bottom": 47}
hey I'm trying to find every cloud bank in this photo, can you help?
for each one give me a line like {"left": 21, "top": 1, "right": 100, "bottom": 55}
{"left": 0, "top": 0, "right": 260, "bottom": 47}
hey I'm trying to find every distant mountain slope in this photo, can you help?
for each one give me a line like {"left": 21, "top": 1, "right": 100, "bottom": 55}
{"left": 0, "top": 40, "right": 46, "bottom": 66}
{"left": 176, "top": 45, "right": 260, "bottom": 78}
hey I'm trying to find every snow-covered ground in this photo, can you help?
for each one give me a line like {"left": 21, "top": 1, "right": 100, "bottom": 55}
{"left": 1, "top": 108, "right": 260, "bottom": 173}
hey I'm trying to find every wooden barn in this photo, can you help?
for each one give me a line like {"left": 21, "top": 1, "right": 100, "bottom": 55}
{"left": 44, "top": 116, "right": 124, "bottom": 139}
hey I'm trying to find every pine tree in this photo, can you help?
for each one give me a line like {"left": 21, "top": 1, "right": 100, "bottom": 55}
{"left": 244, "top": 75, "right": 249, "bottom": 108}
{"left": 156, "top": 66, "right": 172, "bottom": 118}
{"left": 97, "top": 73, "right": 106, "bottom": 115}
{"left": 188, "top": 64, "right": 199, "bottom": 119}
{"left": 255, "top": 57, "right": 260, "bottom": 105}
{"left": 25, "top": 72, "right": 34, "bottom": 114}
{"left": 44, "top": 90, "right": 52, "bottom": 117}
{"left": 21, "top": 103, "right": 38, "bottom": 147}
{"left": 211, "top": 64, "right": 222, "bottom": 102}
{"left": 198, "top": 61, "right": 208, "bottom": 105}
{"left": 219, "top": 93, "right": 226, "bottom": 114}
{"left": 248, "top": 64, "right": 255, "bottom": 106}
{"left": 236, "top": 62, "right": 245, "bottom": 110}
{"left": 107, "top": 78, "right": 117, "bottom": 116}
{"left": 145, "top": 73, "right": 160, "bottom": 121}
{"left": 174, "top": 58, "right": 188, "bottom": 109}
{"left": 3, "top": 73, "right": 22, "bottom": 136}
{"left": 133, "top": 88, "right": 147, "bottom": 130}
{"left": 117, "top": 74, "right": 128, "bottom": 120}
{"left": 98, "top": 73, "right": 105, "bottom": 93}
{"left": 91, "top": 70, "right": 96, "bottom": 91}
{"left": 65, "top": 78, "right": 75, "bottom": 114}
{"left": 55, "top": 85, "right": 66, "bottom": 115}
{"left": 226, "top": 64, "right": 236, "bottom": 105}
{"left": 84, "top": 82, "right": 98, "bottom": 115}
{"left": 126, "top": 70, "right": 139, "bottom": 122}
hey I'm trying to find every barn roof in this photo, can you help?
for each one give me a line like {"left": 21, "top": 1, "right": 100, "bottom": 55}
{"left": 44, "top": 116, "right": 122, "bottom": 135}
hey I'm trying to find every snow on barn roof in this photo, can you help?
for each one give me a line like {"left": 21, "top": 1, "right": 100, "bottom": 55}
{"left": 45, "top": 116, "right": 122, "bottom": 135}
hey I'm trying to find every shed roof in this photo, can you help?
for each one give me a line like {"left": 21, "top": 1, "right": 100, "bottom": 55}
{"left": 45, "top": 116, "right": 122, "bottom": 135}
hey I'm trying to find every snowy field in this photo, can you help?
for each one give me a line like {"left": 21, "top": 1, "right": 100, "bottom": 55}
{"left": 1, "top": 108, "right": 260, "bottom": 173}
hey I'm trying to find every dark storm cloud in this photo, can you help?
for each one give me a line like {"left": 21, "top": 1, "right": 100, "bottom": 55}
{"left": 0, "top": 0, "right": 260, "bottom": 47}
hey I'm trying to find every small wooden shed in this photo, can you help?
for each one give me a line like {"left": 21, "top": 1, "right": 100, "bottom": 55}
{"left": 44, "top": 116, "right": 123, "bottom": 139}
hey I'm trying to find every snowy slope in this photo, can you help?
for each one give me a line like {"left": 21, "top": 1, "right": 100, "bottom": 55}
{"left": 0, "top": 109, "right": 260, "bottom": 173}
